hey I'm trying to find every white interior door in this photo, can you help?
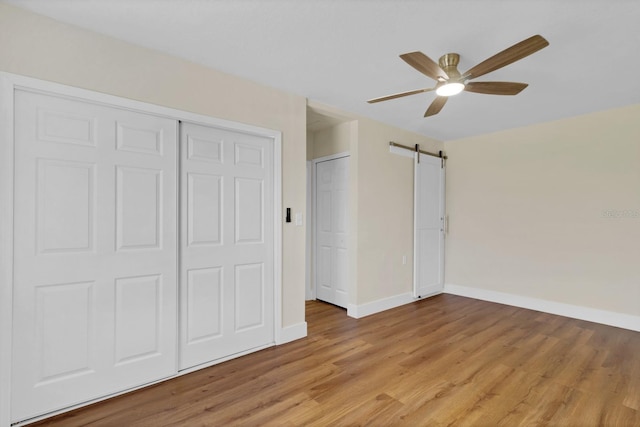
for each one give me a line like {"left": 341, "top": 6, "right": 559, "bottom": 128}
{"left": 11, "top": 90, "right": 178, "bottom": 422}
{"left": 414, "top": 154, "right": 445, "bottom": 298}
{"left": 315, "top": 156, "right": 349, "bottom": 308}
{"left": 179, "top": 122, "right": 274, "bottom": 370}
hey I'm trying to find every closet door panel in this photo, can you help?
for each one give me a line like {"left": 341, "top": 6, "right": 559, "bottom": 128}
{"left": 187, "top": 172, "right": 222, "bottom": 246}
{"left": 186, "top": 267, "right": 223, "bottom": 343}
{"left": 11, "top": 90, "right": 178, "bottom": 423}
{"left": 179, "top": 123, "right": 274, "bottom": 370}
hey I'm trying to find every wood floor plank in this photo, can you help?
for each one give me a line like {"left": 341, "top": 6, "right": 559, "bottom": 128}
{"left": 31, "top": 294, "right": 640, "bottom": 426}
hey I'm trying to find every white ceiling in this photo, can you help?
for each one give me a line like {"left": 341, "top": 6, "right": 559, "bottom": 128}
{"left": 5, "top": 0, "right": 640, "bottom": 141}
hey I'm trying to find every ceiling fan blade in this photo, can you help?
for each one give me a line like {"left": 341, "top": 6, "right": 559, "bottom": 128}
{"left": 424, "top": 96, "right": 448, "bottom": 117}
{"left": 464, "top": 81, "right": 528, "bottom": 95}
{"left": 367, "top": 87, "right": 435, "bottom": 104}
{"left": 400, "top": 51, "right": 448, "bottom": 81}
{"left": 462, "top": 35, "right": 549, "bottom": 80}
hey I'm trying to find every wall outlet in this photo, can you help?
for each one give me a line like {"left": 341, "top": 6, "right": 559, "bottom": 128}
{"left": 402, "top": 255, "right": 407, "bottom": 265}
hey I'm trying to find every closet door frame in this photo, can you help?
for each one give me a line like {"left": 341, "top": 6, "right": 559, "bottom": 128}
{"left": 0, "top": 72, "right": 283, "bottom": 426}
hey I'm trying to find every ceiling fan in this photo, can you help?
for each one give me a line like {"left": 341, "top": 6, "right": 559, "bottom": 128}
{"left": 367, "top": 35, "right": 549, "bottom": 117}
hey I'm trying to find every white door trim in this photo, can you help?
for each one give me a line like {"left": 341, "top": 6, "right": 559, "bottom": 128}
{"left": 311, "top": 152, "right": 350, "bottom": 303}
{"left": 305, "top": 160, "right": 313, "bottom": 300}
{"left": 0, "top": 72, "right": 283, "bottom": 425}
{"left": 0, "top": 75, "right": 16, "bottom": 427}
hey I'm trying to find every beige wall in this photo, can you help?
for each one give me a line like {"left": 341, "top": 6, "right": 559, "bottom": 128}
{"left": 0, "top": 3, "right": 307, "bottom": 327}
{"left": 306, "top": 130, "right": 315, "bottom": 161}
{"left": 311, "top": 121, "right": 353, "bottom": 159}
{"left": 445, "top": 105, "right": 640, "bottom": 316}
{"left": 356, "top": 118, "right": 442, "bottom": 304}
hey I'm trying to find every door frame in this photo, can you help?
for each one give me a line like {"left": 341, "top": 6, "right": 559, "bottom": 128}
{"left": 305, "top": 160, "right": 313, "bottom": 300}
{"left": 310, "top": 152, "right": 349, "bottom": 302}
{"left": 0, "top": 72, "right": 283, "bottom": 426}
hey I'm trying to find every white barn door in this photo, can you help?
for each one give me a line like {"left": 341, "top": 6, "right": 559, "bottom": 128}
{"left": 414, "top": 154, "right": 445, "bottom": 298}
{"left": 11, "top": 90, "right": 178, "bottom": 422}
{"left": 315, "top": 156, "right": 349, "bottom": 308}
{"left": 179, "top": 122, "right": 274, "bottom": 370}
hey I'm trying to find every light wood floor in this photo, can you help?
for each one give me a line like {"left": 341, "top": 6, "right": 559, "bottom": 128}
{"left": 34, "top": 294, "right": 640, "bottom": 426}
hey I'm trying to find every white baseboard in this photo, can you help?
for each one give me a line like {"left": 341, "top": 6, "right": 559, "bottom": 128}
{"left": 276, "top": 321, "right": 307, "bottom": 345}
{"left": 347, "top": 292, "right": 417, "bottom": 319}
{"left": 444, "top": 283, "right": 640, "bottom": 332}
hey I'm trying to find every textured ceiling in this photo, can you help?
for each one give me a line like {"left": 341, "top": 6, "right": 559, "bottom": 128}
{"left": 5, "top": 0, "right": 640, "bottom": 141}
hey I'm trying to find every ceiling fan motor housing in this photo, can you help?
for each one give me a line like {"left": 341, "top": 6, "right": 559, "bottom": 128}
{"left": 438, "top": 53, "right": 462, "bottom": 81}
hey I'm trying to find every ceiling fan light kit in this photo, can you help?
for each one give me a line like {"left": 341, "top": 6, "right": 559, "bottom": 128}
{"left": 368, "top": 35, "right": 549, "bottom": 117}
{"left": 436, "top": 82, "right": 465, "bottom": 97}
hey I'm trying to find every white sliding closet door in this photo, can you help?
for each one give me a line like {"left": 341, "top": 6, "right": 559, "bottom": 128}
{"left": 11, "top": 90, "right": 178, "bottom": 422}
{"left": 315, "top": 156, "right": 349, "bottom": 308}
{"left": 414, "top": 154, "right": 445, "bottom": 298}
{"left": 179, "top": 122, "right": 274, "bottom": 370}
